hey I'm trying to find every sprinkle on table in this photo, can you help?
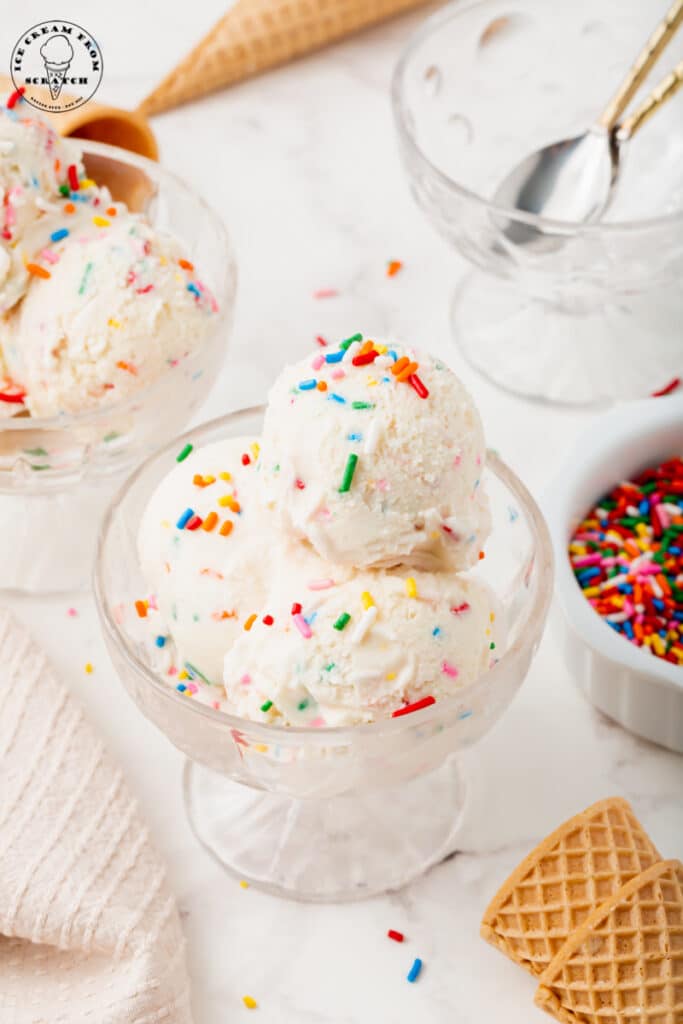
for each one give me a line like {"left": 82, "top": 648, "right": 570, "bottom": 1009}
{"left": 242, "top": 995, "right": 258, "bottom": 1009}
{"left": 176, "top": 442, "right": 193, "bottom": 463}
{"left": 339, "top": 453, "right": 358, "bottom": 493}
{"left": 651, "top": 377, "right": 680, "bottom": 398}
{"left": 387, "top": 929, "right": 405, "bottom": 942}
{"left": 407, "top": 958, "right": 423, "bottom": 983}
{"left": 386, "top": 259, "right": 403, "bottom": 277}
{"left": 392, "top": 696, "right": 436, "bottom": 718}
{"left": 84, "top": 662, "right": 94, "bottom": 674}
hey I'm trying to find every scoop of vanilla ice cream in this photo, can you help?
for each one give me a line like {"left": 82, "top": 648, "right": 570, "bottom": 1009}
{"left": 223, "top": 559, "right": 500, "bottom": 727}
{"left": 2, "top": 193, "right": 218, "bottom": 416}
{"left": 0, "top": 101, "right": 80, "bottom": 313}
{"left": 259, "top": 339, "right": 490, "bottom": 571}
{"left": 138, "top": 437, "right": 268, "bottom": 685}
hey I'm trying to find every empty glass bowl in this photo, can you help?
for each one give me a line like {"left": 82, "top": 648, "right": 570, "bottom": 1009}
{"left": 94, "top": 407, "right": 553, "bottom": 902}
{"left": 0, "top": 141, "right": 237, "bottom": 593}
{"left": 392, "top": 0, "right": 683, "bottom": 406}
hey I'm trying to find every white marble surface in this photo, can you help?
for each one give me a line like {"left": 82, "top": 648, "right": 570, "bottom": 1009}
{"left": 6, "top": 2, "right": 683, "bottom": 1022}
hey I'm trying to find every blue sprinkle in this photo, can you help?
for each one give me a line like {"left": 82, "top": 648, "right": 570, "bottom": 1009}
{"left": 50, "top": 228, "right": 69, "bottom": 243}
{"left": 347, "top": 432, "right": 362, "bottom": 442}
{"left": 577, "top": 567, "right": 600, "bottom": 582}
{"left": 639, "top": 500, "right": 649, "bottom": 515}
{"left": 304, "top": 611, "right": 318, "bottom": 625}
{"left": 328, "top": 393, "right": 346, "bottom": 404}
{"left": 432, "top": 627, "right": 442, "bottom": 637}
{"left": 382, "top": 376, "right": 391, "bottom": 383}
{"left": 617, "top": 583, "right": 633, "bottom": 594}
{"left": 155, "top": 635, "right": 166, "bottom": 648}
{"left": 624, "top": 622, "right": 634, "bottom": 640}
{"left": 458, "top": 710, "right": 473, "bottom": 720}
{"left": 176, "top": 507, "right": 194, "bottom": 529}
{"left": 507, "top": 505, "right": 519, "bottom": 523}
{"left": 325, "top": 350, "right": 344, "bottom": 363}
{"left": 388, "top": 349, "right": 398, "bottom": 362}
{"left": 670, "top": 546, "right": 681, "bottom": 555}
{"left": 187, "top": 283, "right": 201, "bottom": 299}
{"left": 407, "top": 958, "right": 423, "bottom": 983}
{"left": 176, "top": 684, "right": 187, "bottom": 692}
{"left": 298, "top": 379, "right": 317, "bottom": 390}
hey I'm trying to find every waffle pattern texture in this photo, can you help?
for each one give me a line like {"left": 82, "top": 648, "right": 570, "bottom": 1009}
{"left": 482, "top": 799, "right": 682, "bottom": 1023}
{"left": 140, "top": 0, "right": 432, "bottom": 115}
{"left": 0, "top": 610, "right": 193, "bottom": 1024}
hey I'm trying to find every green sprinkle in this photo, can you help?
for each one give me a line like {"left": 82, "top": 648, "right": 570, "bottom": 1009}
{"left": 103, "top": 431, "right": 121, "bottom": 443}
{"left": 59, "top": 183, "right": 70, "bottom": 196}
{"left": 298, "top": 698, "right": 309, "bottom": 711}
{"left": 339, "top": 453, "right": 358, "bottom": 493}
{"left": 489, "top": 642, "right": 496, "bottom": 650}
{"left": 323, "top": 663, "right": 335, "bottom": 672}
{"left": 340, "top": 332, "right": 363, "bottom": 350}
{"left": 24, "top": 447, "right": 48, "bottom": 457}
{"left": 78, "top": 261, "right": 93, "bottom": 296}
{"left": 176, "top": 442, "right": 193, "bottom": 463}
{"left": 333, "top": 612, "right": 351, "bottom": 631}
{"left": 260, "top": 700, "right": 273, "bottom": 712}
{"left": 184, "top": 661, "right": 211, "bottom": 684}
{"left": 351, "top": 401, "right": 374, "bottom": 410}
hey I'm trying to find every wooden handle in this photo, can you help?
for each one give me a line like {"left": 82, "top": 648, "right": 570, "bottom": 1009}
{"left": 617, "top": 59, "right": 683, "bottom": 139}
{"left": 598, "top": 0, "right": 683, "bottom": 131}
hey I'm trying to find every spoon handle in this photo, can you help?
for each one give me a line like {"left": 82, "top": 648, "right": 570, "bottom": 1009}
{"left": 598, "top": 0, "right": 683, "bottom": 131}
{"left": 617, "top": 60, "right": 683, "bottom": 140}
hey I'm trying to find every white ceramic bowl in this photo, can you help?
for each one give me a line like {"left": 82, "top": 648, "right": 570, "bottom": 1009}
{"left": 545, "top": 396, "right": 683, "bottom": 752}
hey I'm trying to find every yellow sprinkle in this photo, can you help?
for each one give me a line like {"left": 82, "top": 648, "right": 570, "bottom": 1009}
{"left": 583, "top": 586, "right": 600, "bottom": 598}
{"left": 219, "top": 471, "right": 232, "bottom": 481}
{"left": 430, "top": 530, "right": 440, "bottom": 540}
{"left": 386, "top": 672, "right": 396, "bottom": 681}
{"left": 485, "top": 628, "right": 491, "bottom": 636}
{"left": 490, "top": 612, "right": 495, "bottom": 622}
{"left": 254, "top": 743, "right": 268, "bottom": 753}
{"left": 85, "top": 662, "right": 93, "bottom": 674}
{"left": 161, "top": 519, "right": 170, "bottom": 529}
{"left": 178, "top": 670, "right": 189, "bottom": 680}
{"left": 92, "top": 215, "right": 110, "bottom": 228}
{"left": 218, "top": 495, "right": 240, "bottom": 512}
{"left": 366, "top": 377, "right": 378, "bottom": 386}
{"left": 79, "top": 178, "right": 96, "bottom": 188}
{"left": 405, "top": 577, "right": 417, "bottom": 599}
{"left": 239, "top": 880, "right": 249, "bottom": 889}
{"left": 250, "top": 441, "right": 260, "bottom": 460}
{"left": 202, "top": 474, "right": 216, "bottom": 485}
{"left": 108, "top": 318, "right": 121, "bottom": 328}
{"left": 374, "top": 344, "right": 388, "bottom": 354}
{"left": 361, "top": 590, "right": 375, "bottom": 609}
{"left": 242, "top": 996, "right": 258, "bottom": 1010}
{"left": 159, "top": 255, "right": 168, "bottom": 265}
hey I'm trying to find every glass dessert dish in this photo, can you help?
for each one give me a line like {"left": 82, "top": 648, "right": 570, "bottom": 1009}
{"left": 392, "top": 0, "right": 683, "bottom": 407}
{"left": 0, "top": 141, "right": 237, "bottom": 594}
{"left": 95, "top": 408, "right": 553, "bottom": 902}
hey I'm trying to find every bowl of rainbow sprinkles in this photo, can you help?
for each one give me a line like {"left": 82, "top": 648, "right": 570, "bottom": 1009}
{"left": 95, "top": 333, "right": 553, "bottom": 901}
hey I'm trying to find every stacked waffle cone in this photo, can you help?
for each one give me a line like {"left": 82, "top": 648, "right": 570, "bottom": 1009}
{"left": 139, "top": 0, "right": 433, "bottom": 115}
{"left": 481, "top": 798, "right": 683, "bottom": 1023}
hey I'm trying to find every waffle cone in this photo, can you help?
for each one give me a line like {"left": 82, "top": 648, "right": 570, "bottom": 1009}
{"left": 481, "top": 798, "right": 662, "bottom": 978}
{"left": 139, "top": 0, "right": 432, "bottom": 116}
{"left": 535, "top": 859, "right": 683, "bottom": 1024}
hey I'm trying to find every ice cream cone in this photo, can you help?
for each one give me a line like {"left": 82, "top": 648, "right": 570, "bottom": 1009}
{"left": 43, "top": 60, "right": 71, "bottom": 101}
{"left": 481, "top": 798, "right": 662, "bottom": 978}
{"left": 535, "top": 859, "right": 683, "bottom": 1024}
{"left": 139, "top": 0, "right": 433, "bottom": 116}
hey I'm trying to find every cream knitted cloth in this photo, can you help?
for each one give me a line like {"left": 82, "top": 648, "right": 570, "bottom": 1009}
{"left": 0, "top": 610, "right": 193, "bottom": 1024}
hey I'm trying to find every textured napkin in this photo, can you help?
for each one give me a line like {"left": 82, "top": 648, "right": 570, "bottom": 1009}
{"left": 0, "top": 609, "right": 193, "bottom": 1024}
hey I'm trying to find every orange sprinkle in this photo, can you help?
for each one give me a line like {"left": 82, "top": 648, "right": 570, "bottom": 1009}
{"left": 116, "top": 361, "right": 137, "bottom": 375}
{"left": 218, "top": 495, "right": 240, "bottom": 513}
{"left": 391, "top": 356, "right": 409, "bottom": 375}
{"left": 178, "top": 258, "right": 194, "bottom": 271}
{"left": 387, "top": 260, "right": 403, "bottom": 277}
{"left": 106, "top": 206, "right": 117, "bottom": 217}
{"left": 244, "top": 613, "right": 257, "bottom": 631}
{"left": 478, "top": 550, "right": 486, "bottom": 560}
{"left": 394, "top": 360, "right": 418, "bottom": 383}
{"left": 26, "top": 263, "right": 50, "bottom": 279}
{"left": 317, "top": 380, "right": 328, "bottom": 391}
{"left": 657, "top": 573, "right": 672, "bottom": 596}
{"left": 202, "top": 511, "right": 218, "bottom": 532}
{"left": 64, "top": 202, "right": 76, "bottom": 214}
{"left": 220, "top": 520, "right": 233, "bottom": 537}
{"left": 360, "top": 340, "right": 375, "bottom": 355}
{"left": 54, "top": 158, "right": 61, "bottom": 173}
{"left": 193, "top": 474, "right": 207, "bottom": 487}
{"left": 135, "top": 600, "right": 148, "bottom": 618}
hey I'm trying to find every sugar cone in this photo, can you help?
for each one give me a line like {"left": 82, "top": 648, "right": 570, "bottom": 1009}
{"left": 1, "top": 76, "right": 157, "bottom": 160}
{"left": 139, "top": 0, "right": 433, "bottom": 116}
{"left": 481, "top": 798, "right": 662, "bottom": 978}
{"left": 535, "top": 859, "right": 683, "bottom": 1024}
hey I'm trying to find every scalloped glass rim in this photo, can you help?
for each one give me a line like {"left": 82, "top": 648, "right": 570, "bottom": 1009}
{"left": 94, "top": 406, "right": 554, "bottom": 742}
{"left": 391, "top": 0, "right": 683, "bottom": 234}
{"left": 0, "top": 138, "right": 236, "bottom": 431}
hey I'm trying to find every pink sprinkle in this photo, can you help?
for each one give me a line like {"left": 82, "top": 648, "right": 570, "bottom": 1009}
{"left": 309, "top": 716, "right": 326, "bottom": 727}
{"left": 40, "top": 248, "right": 60, "bottom": 265}
{"left": 376, "top": 479, "right": 389, "bottom": 492}
{"left": 148, "top": 594, "right": 159, "bottom": 610}
{"left": 331, "top": 368, "right": 345, "bottom": 380}
{"left": 313, "top": 287, "right": 338, "bottom": 299}
{"left": 187, "top": 683, "right": 198, "bottom": 695}
{"left": 66, "top": 607, "right": 78, "bottom": 618}
{"left": 211, "top": 700, "right": 221, "bottom": 710}
{"left": 453, "top": 453, "right": 462, "bottom": 468}
{"left": 293, "top": 613, "right": 312, "bottom": 638}
{"left": 168, "top": 666, "right": 178, "bottom": 676}
{"left": 240, "top": 674, "right": 252, "bottom": 685}
{"left": 441, "top": 660, "right": 459, "bottom": 678}
{"left": 307, "top": 578, "right": 335, "bottom": 591}
{"left": 136, "top": 283, "right": 154, "bottom": 295}
{"left": 571, "top": 554, "right": 603, "bottom": 568}
{"left": 311, "top": 354, "right": 325, "bottom": 371}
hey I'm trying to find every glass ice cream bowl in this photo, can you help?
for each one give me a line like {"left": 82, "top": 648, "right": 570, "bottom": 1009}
{"left": 392, "top": 0, "right": 683, "bottom": 406}
{"left": 0, "top": 141, "right": 237, "bottom": 594}
{"left": 94, "top": 407, "right": 553, "bottom": 902}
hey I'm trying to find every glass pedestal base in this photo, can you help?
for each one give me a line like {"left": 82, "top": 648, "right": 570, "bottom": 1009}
{"left": 183, "top": 755, "right": 467, "bottom": 902}
{"left": 451, "top": 270, "right": 683, "bottom": 407}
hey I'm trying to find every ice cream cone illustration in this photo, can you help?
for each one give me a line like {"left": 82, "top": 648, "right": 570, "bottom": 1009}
{"left": 40, "top": 36, "right": 74, "bottom": 101}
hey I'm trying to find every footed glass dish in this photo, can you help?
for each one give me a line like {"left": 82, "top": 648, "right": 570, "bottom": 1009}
{"left": 94, "top": 408, "right": 553, "bottom": 902}
{"left": 0, "top": 141, "right": 237, "bottom": 593}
